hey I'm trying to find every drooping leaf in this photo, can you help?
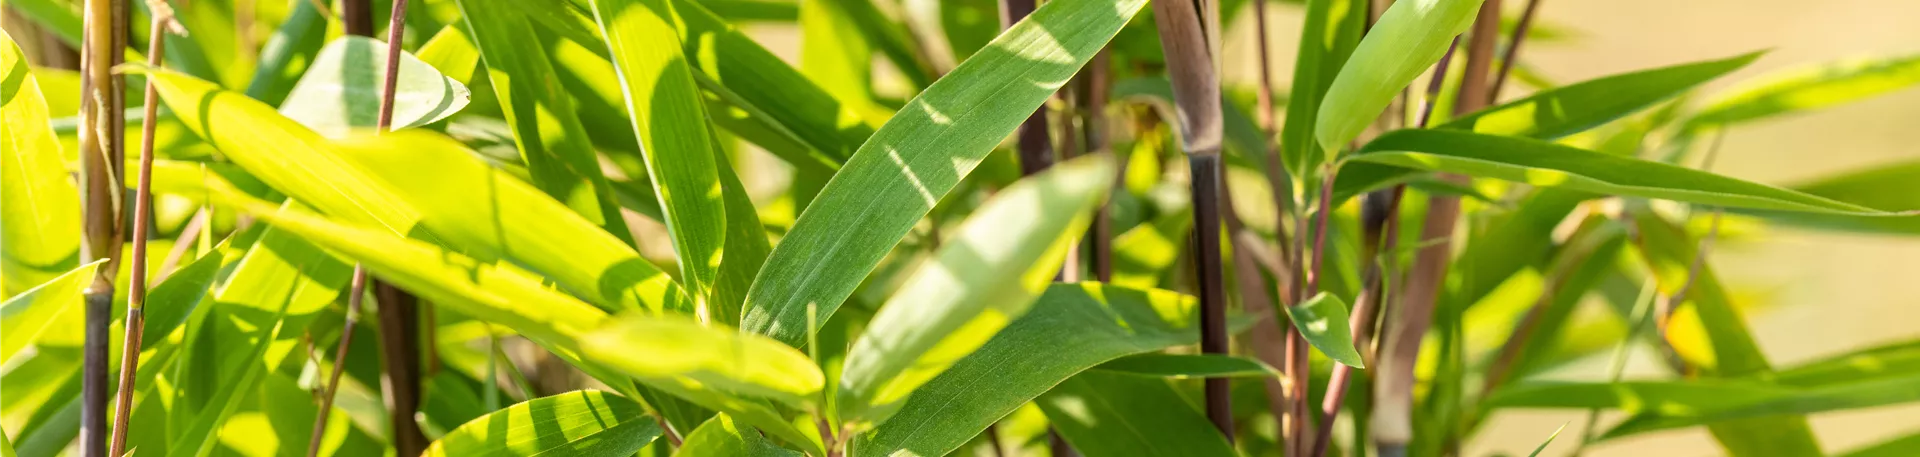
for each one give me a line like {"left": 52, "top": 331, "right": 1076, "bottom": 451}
{"left": 1279, "top": 0, "right": 1366, "bottom": 176}
{"left": 1685, "top": 53, "right": 1920, "bottom": 131}
{"left": 580, "top": 315, "right": 825, "bottom": 410}
{"left": 278, "top": 36, "right": 472, "bottom": 138}
{"left": 588, "top": 0, "right": 731, "bottom": 317}
{"left": 1093, "top": 353, "right": 1279, "bottom": 379}
{"left": 855, "top": 283, "right": 1200, "bottom": 457}
{"left": 1, "top": 32, "right": 80, "bottom": 298}
{"left": 741, "top": 0, "right": 1148, "bottom": 348}
{"left": 457, "top": 0, "right": 634, "bottom": 240}
{"left": 1036, "top": 370, "right": 1238, "bottom": 457}
{"left": 838, "top": 156, "right": 1115, "bottom": 427}
{"left": 1740, "top": 159, "right": 1920, "bottom": 235}
{"left": 424, "top": 391, "right": 662, "bottom": 457}
{"left": 1315, "top": 0, "right": 1487, "bottom": 156}
{"left": 672, "top": 413, "right": 802, "bottom": 457}
{"left": 1284, "top": 292, "right": 1366, "bottom": 368}
{"left": 0, "top": 261, "right": 104, "bottom": 363}
{"left": 1347, "top": 129, "right": 1886, "bottom": 214}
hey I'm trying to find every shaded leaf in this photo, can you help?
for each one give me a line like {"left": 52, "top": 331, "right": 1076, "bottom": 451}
{"left": 855, "top": 283, "right": 1200, "bottom": 456}
{"left": 1037, "top": 370, "right": 1237, "bottom": 457}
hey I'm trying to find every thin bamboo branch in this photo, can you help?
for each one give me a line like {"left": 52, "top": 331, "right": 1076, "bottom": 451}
{"left": 106, "top": 3, "right": 181, "bottom": 454}
{"left": 1489, "top": 0, "right": 1545, "bottom": 101}
{"left": 307, "top": 274, "right": 367, "bottom": 457}
{"left": 76, "top": 0, "right": 129, "bottom": 453}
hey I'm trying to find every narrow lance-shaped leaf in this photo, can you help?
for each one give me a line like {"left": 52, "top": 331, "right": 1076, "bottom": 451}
{"left": 588, "top": 0, "right": 730, "bottom": 318}
{"left": 1279, "top": 0, "right": 1365, "bottom": 176}
{"left": 1316, "top": 0, "right": 1487, "bottom": 156}
{"left": 1285, "top": 292, "right": 1366, "bottom": 368}
{"left": 0, "top": 261, "right": 106, "bottom": 363}
{"left": 424, "top": 391, "right": 662, "bottom": 457}
{"left": 742, "top": 0, "right": 1149, "bottom": 348}
{"left": 1346, "top": 129, "right": 1888, "bottom": 214}
{"left": 1685, "top": 53, "right": 1920, "bottom": 131}
{"left": 1333, "top": 52, "right": 1760, "bottom": 202}
{"left": 458, "top": 0, "right": 635, "bottom": 242}
{"left": 838, "top": 156, "right": 1115, "bottom": 427}
{"left": 1739, "top": 159, "right": 1920, "bottom": 235}
{"left": 581, "top": 315, "right": 824, "bottom": 410}
{"left": 1, "top": 32, "right": 81, "bottom": 298}
{"left": 855, "top": 283, "right": 1201, "bottom": 457}
{"left": 1037, "top": 370, "right": 1238, "bottom": 457}
{"left": 1093, "top": 353, "right": 1280, "bottom": 379}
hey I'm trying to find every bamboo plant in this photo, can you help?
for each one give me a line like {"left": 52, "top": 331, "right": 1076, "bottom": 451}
{"left": 5, "top": 0, "right": 1920, "bottom": 456}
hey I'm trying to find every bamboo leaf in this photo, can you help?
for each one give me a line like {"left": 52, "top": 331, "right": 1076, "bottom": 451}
{"left": 587, "top": 0, "right": 731, "bottom": 318}
{"left": 278, "top": 36, "right": 472, "bottom": 138}
{"left": 854, "top": 283, "right": 1200, "bottom": 457}
{"left": 458, "top": 0, "right": 635, "bottom": 240}
{"left": 672, "top": 413, "right": 803, "bottom": 457}
{"left": 1740, "top": 159, "right": 1920, "bottom": 235}
{"left": 581, "top": 315, "right": 825, "bottom": 410}
{"left": 1686, "top": 53, "right": 1920, "bottom": 130}
{"left": 838, "top": 156, "right": 1115, "bottom": 427}
{"left": 137, "top": 246, "right": 226, "bottom": 352}
{"left": 1285, "top": 292, "right": 1366, "bottom": 368}
{"left": 424, "top": 391, "right": 662, "bottom": 457}
{"left": 1111, "top": 207, "right": 1193, "bottom": 289}
{"left": 1449, "top": 51, "right": 1762, "bottom": 140}
{"left": 1280, "top": 0, "right": 1366, "bottom": 176}
{"left": 1528, "top": 424, "right": 1568, "bottom": 457}
{"left": 1093, "top": 353, "right": 1280, "bottom": 379}
{"left": 1, "top": 32, "right": 80, "bottom": 299}
{"left": 742, "top": 0, "right": 1148, "bottom": 348}
{"left": 1316, "top": 0, "right": 1487, "bottom": 156}
{"left": 0, "top": 261, "right": 105, "bottom": 363}
{"left": 1036, "top": 370, "right": 1238, "bottom": 457}
{"left": 240, "top": 0, "right": 330, "bottom": 105}
{"left": 1347, "top": 129, "right": 1886, "bottom": 214}
{"left": 1839, "top": 429, "right": 1920, "bottom": 457}
{"left": 1602, "top": 374, "right": 1920, "bottom": 439}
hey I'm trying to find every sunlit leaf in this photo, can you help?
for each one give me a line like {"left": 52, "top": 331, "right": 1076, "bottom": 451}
{"left": 1037, "top": 370, "right": 1237, "bottom": 457}
{"left": 424, "top": 391, "right": 662, "bottom": 457}
{"left": 278, "top": 36, "right": 472, "bottom": 138}
{"left": 741, "top": 0, "right": 1148, "bottom": 348}
{"left": 1316, "top": 0, "right": 1486, "bottom": 156}
{"left": 1686, "top": 53, "right": 1920, "bottom": 130}
{"left": 1, "top": 32, "right": 80, "bottom": 299}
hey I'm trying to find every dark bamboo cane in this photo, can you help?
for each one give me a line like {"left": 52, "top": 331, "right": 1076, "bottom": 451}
{"left": 76, "top": 0, "right": 129, "bottom": 454}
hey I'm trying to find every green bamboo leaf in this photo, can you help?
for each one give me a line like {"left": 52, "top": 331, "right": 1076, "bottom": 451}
{"left": 417, "top": 25, "right": 483, "bottom": 85}
{"left": 838, "top": 156, "right": 1115, "bottom": 427}
{"left": 1449, "top": 51, "right": 1762, "bottom": 139}
{"left": 1774, "top": 339, "right": 1920, "bottom": 387}
{"left": 1, "top": 32, "right": 80, "bottom": 299}
{"left": 136, "top": 246, "right": 227, "bottom": 352}
{"left": 743, "top": 0, "right": 1148, "bottom": 348}
{"left": 1315, "top": 0, "right": 1487, "bottom": 157}
{"left": 672, "top": 413, "right": 802, "bottom": 457}
{"left": 278, "top": 36, "right": 472, "bottom": 138}
{"left": 855, "top": 283, "right": 1201, "bottom": 457}
{"left": 424, "top": 391, "right": 662, "bottom": 457}
{"left": 1686, "top": 53, "right": 1920, "bottom": 130}
{"left": 0, "top": 261, "right": 105, "bottom": 363}
{"left": 1279, "top": 0, "right": 1365, "bottom": 176}
{"left": 1485, "top": 379, "right": 1790, "bottom": 413}
{"left": 1740, "top": 159, "right": 1920, "bottom": 235}
{"left": 833, "top": 0, "right": 938, "bottom": 91}
{"left": 801, "top": 0, "right": 873, "bottom": 103}
{"left": 581, "top": 314, "right": 824, "bottom": 410}
{"left": 1093, "top": 353, "right": 1280, "bottom": 379}
{"left": 702, "top": 0, "right": 800, "bottom": 23}
{"left": 1036, "top": 370, "right": 1238, "bottom": 457}
{"left": 458, "top": 0, "right": 635, "bottom": 240}
{"left": 143, "top": 69, "right": 690, "bottom": 315}
{"left": 1602, "top": 374, "right": 1920, "bottom": 439}
{"left": 2, "top": 427, "right": 14, "bottom": 457}
{"left": 1528, "top": 424, "right": 1568, "bottom": 457}
{"left": 1347, "top": 129, "right": 1885, "bottom": 214}
{"left": 1286, "top": 292, "right": 1366, "bottom": 368}
{"left": 588, "top": 0, "right": 731, "bottom": 317}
